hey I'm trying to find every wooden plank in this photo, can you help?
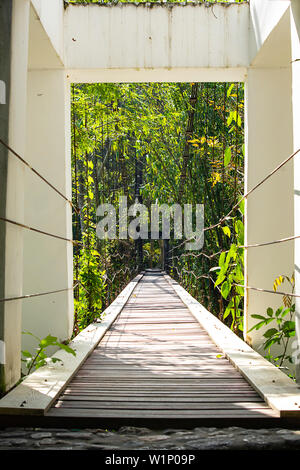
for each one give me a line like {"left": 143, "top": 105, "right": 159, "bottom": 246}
{"left": 45, "top": 272, "right": 280, "bottom": 422}
{"left": 47, "top": 408, "right": 279, "bottom": 419}
{"left": 58, "top": 396, "right": 264, "bottom": 403}
{"left": 0, "top": 273, "right": 144, "bottom": 415}
{"left": 164, "top": 274, "right": 300, "bottom": 418}
{"left": 79, "top": 363, "right": 237, "bottom": 371}
{"left": 61, "top": 391, "right": 259, "bottom": 397}
{"left": 54, "top": 400, "right": 269, "bottom": 410}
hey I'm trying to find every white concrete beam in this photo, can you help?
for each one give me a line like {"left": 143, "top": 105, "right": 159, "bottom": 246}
{"left": 28, "top": 4, "right": 64, "bottom": 70}
{"left": 30, "top": 0, "right": 64, "bottom": 65}
{"left": 250, "top": 0, "right": 291, "bottom": 64}
{"left": 64, "top": 3, "right": 249, "bottom": 81}
{"left": 68, "top": 67, "right": 248, "bottom": 85}
{"left": 251, "top": 7, "right": 292, "bottom": 68}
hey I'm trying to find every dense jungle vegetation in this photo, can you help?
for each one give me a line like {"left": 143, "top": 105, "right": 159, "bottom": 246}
{"left": 71, "top": 82, "right": 245, "bottom": 334}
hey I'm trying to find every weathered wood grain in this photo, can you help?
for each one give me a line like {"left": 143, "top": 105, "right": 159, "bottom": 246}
{"left": 49, "top": 272, "right": 279, "bottom": 422}
{"left": 0, "top": 273, "right": 144, "bottom": 415}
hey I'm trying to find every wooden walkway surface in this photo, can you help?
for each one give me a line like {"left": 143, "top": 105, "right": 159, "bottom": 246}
{"left": 47, "top": 272, "right": 279, "bottom": 426}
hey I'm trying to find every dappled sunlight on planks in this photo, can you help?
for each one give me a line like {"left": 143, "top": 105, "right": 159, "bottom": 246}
{"left": 48, "top": 272, "right": 279, "bottom": 423}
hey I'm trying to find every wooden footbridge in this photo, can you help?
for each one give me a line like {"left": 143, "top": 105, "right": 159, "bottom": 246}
{"left": 1, "top": 271, "right": 300, "bottom": 428}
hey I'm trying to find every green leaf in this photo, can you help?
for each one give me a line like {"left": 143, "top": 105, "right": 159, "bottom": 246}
{"left": 58, "top": 343, "right": 77, "bottom": 356}
{"left": 266, "top": 308, "right": 273, "bottom": 317}
{"left": 227, "top": 111, "right": 234, "bottom": 126}
{"left": 275, "top": 306, "right": 284, "bottom": 317}
{"left": 239, "top": 200, "right": 245, "bottom": 215}
{"left": 264, "top": 338, "right": 280, "bottom": 350}
{"left": 39, "top": 335, "right": 58, "bottom": 349}
{"left": 221, "top": 281, "right": 232, "bottom": 299}
{"left": 35, "top": 359, "right": 47, "bottom": 370}
{"left": 215, "top": 272, "right": 226, "bottom": 287}
{"left": 219, "top": 251, "right": 226, "bottom": 268}
{"left": 51, "top": 357, "right": 63, "bottom": 364}
{"left": 226, "top": 244, "right": 237, "bottom": 263}
{"left": 224, "top": 147, "right": 231, "bottom": 166}
{"left": 223, "top": 306, "right": 233, "bottom": 320}
{"left": 263, "top": 328, "right": 278, "bottom": 338}
{"left": 282, "top": 308, "right": 291, "bottom": 318}
{"left": 21, "top": 350, "right": 32, "bottom": 358}
{"left": 227, "top": 84, "right": 234, "bottom": 98}
{"left": 282, "top": 321, "right": 295, "bottom": 333}
{"left": 234, "top": 220, "right": 244, "bottom": 245}
{"left": 251, "top": 314, "right": 267, "bottom": 321}
{"left": 22, "top": 331, "right": 41, "bottom": 342}
{"left": 222, "top": 226, "right": 231, "bottom": 238}
{"left": 234, "top": 285, "right": 244, "bottom": 296}
{"left": 248, "top": 321, "right": 266, "bottom": 332}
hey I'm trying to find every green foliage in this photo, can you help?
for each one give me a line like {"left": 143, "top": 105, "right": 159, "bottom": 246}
{"left": 74, "top": 241, "right": 107, "bottom": 331}
{"left": 212, "top": 217, "right": 244, "bottom": 333}
{"left": 249, "top": 274, "right": 295, "bottom": 375}
{"left": 21, "top": 332, "right": 76, "bottom": 377}
{"left": 72, "top": 81, "right": 244, "bottom": 336}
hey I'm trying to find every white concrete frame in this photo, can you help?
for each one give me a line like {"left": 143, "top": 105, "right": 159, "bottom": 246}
{"left": 1, "top": 0, "right": 300, "bottom": 391}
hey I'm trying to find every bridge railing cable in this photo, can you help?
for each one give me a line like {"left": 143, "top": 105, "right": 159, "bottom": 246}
{"left": 0, "top": 282, "right": 80, "bottom": 304}
{"left": 0, "top": 138, "right": 78, "bottom": 214}
{"left": 170, "top": 147, "right": 300, "bottom": 300}
{"left": 0, "top": 137, "right": 85, "bottom": 305}
{"left": 0, "top": 215, "right": 82, "bottom": 246}
{"left": 169, "top": 147, "right": 300, "bottom": 254}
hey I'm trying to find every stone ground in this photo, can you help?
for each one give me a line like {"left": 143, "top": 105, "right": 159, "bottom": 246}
{"left": 0, "top": 426, "right": 300, "bottom": 450}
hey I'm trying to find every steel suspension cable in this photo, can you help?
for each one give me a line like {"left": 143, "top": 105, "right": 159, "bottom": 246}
{"left": 0, "top": 215, "right": 82, "bottom": 245}
{"left": 169, "top": 147, "right": 300, "bottom": 253}
{"left": 0, "top": 138, "right": 78, "bottom": 214}
{"left": 0, "top": 282, "right": 80, "bottom": 304}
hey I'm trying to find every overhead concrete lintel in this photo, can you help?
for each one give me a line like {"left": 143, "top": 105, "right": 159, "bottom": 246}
{"left": 165, "top": 275, "right": 300, "bottom": 418}
{"left": 0, "top": 273, "right": 143, "bottom": 415}
{"left": 66, "top": 67, "right": 248, "bottom": 84}
{"left": 64, "top": 3, "right": 250, "bottom": 71}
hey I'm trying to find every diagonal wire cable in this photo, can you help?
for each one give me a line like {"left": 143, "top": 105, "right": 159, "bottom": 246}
{"left": 0, "top": 138, "right": 78, "bottom": 214}
{"left": 0, "top": 282, "right": 80, "bottom": 303}
{"left": 0, "top": 215, "right": 82, "bottom": 245}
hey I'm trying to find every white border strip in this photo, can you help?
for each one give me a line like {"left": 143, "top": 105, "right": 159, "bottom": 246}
{"left": 165, "top": 274, "right": 300, "bottom": 418}
{"left": 0, "top": 273, "right": 144, "bottom": 416}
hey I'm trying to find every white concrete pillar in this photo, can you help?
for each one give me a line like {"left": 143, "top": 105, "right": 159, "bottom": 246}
{"left": 245, "top": 68, "right": 294, "bottom": 353}
{"left": 1, "top": 0, "right": 30, "bottom": 392}
{"left": 22, "top": 70, "right": 73, "bottom": 355}
{"left": 290, "top": 1, "right": 300, "bottom": 381}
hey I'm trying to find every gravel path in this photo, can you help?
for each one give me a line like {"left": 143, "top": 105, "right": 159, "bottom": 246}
{"left": 0, "top": 426, "right": 300, "bottom": 450}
